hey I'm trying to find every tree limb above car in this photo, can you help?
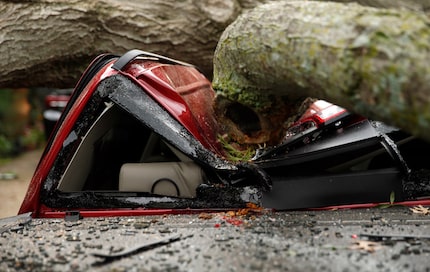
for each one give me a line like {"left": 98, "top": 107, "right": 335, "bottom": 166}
{"left": 0, "top": 0, "right": 268, "bottom": 88}
{"left": 1, "top": 0, "right": 428, "bottom": 88}
{"left": 213, "top": 1, "right": 430, "bottom": 143}
{"left": 2, "top": 0, "right": 430, "bottom": 142}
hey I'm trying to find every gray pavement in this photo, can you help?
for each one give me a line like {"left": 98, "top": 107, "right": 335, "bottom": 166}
{"left": 1, "top": 206, "right": 430, "bottom": 271}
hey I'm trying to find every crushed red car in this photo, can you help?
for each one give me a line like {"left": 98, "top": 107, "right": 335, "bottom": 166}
{"left": 19, "top": 49, "right": 430, "bottom": 218}
{"left": 3, "top": 49, "right": 430, "bottom": 272}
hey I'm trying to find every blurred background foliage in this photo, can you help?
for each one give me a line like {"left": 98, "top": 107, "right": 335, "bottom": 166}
{"left": 0, "top": 89, "right": 48, "bottom": 158}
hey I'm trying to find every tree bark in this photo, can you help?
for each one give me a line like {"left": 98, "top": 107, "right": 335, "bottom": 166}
{"left": 3, "top": 0, "right": 426, "bottom": 88}
{"left": 321, "top": 0, "right": 430, "bottom": 12}
{"left": 213, "top": 1, "right": 430, "bottom": 143}
{"left": 0, "top": 0, "right": 267, "bottom": 88}
{"left": 2, "top": 0, "right": 430, "bottom": 142}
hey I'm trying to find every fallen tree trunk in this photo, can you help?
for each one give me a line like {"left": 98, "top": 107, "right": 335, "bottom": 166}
{"left": 0, "top": 0, "right": 268, "bottom": 88}
{"left": 2, "top": 0, "right": 426, "bottom": 89}
{"left": 213, "top": 1, "right": 430, "bottom": 143}
{"left": 324, "top": 0, "right": 430, "bottom": 11}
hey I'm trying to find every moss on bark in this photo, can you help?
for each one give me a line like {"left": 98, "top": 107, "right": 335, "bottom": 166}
{"left": 213, "top": 1, "right": 430, "bottom": 142}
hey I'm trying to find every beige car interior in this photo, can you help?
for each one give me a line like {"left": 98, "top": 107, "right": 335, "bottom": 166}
{"left": 57, "top": 103, "right": 204, "bottom": 198}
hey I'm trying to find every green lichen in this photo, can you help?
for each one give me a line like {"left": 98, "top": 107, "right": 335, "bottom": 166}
{"left": 217, "top": 134, "right": 256, "bottom": 162}
{"left": 213, "top": 85, "right": 274, "bottom": 113}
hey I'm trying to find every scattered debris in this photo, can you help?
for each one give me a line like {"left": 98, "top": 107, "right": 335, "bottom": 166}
{"left": 65, "top": 211, "right": 82, "bottom": 222}
{"left": 198, "top": 213, "right": 213, "bottom": 220}
{"left": 198, "top": 203, "right": 265, "bottom": 228}
{"left": 410, "top": 205, "right": 430, "bottom": 215}
{"left": 359, "top": 233, "right": 430, "bottom": 242}
{"left": 2, "top": 211, "right": 430, "bottom": 271}
{"left": 350, "top": 240, "right": 382, "bottom": 253}
{"left": 0, "top": 212, "right": 32, "bottom": 234}
{"left": 91, "top": 234, "right": 193, "bottom": 264}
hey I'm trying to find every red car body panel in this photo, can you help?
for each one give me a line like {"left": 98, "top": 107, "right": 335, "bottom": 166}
{"left": 20, "top": 58, "right": 117, "bottom": 216}
{"left": 119, "top": 60, "right": 222, "bottom": 154}
{"left": 19, "top": 55, "right": 222, "bottom": 217}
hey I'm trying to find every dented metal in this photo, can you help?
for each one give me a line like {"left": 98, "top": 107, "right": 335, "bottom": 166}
{"left": 17, "top": 49, "right": 430, "bottom": 217}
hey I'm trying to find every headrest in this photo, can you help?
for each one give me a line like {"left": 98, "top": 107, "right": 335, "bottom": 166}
{"left": 118, "top": 162, "right": 203, "bottom": 198}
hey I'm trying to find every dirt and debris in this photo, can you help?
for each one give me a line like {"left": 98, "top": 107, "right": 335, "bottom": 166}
{"left": 350, "top": 240, "right": 383, "bottom": 253}
{"left": 410, "top": 205, "right": 430, "bottom": 215}
{"left": 198, "top": 202, "right": 265, "bottom": 227}
{"left": 1, "top": 206, "right": 430, "bottom": 271}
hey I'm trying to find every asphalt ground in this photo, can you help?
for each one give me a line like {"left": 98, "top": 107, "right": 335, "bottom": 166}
{"left": 1, "top": 206, "right": 429, "bottom": 271}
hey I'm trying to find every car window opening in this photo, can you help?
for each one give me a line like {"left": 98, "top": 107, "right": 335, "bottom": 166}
{"left": 54, "top": 98, "right": 412, "bottom": 198}
{"left": 56, "top": 102, "right": 205, "bottom": 198}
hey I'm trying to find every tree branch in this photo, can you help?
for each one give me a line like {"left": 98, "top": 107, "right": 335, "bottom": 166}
{"left": 0, "top": 0, "right": 265, "bottom": 88}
